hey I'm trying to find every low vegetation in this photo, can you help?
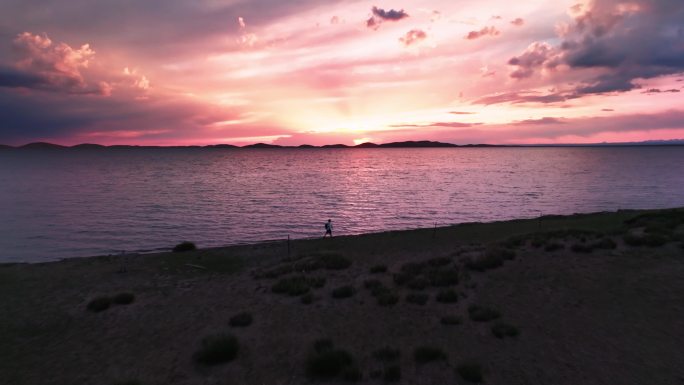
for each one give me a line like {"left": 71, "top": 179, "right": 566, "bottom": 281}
{"left": 331, "top": 285, "right": 356, "bottom": 299}
{"left": 172, "top": 241, "right": 196, "bottom": 252}
{"left": 623, "top": 233, "right": 669, "bottom": 247}
{"left": 372, "top": 347, "right": 401, "bottom": 362}
{"left": 370, "top": 264, "right": 387, "bottom": 274}
{"left": 465, "top": 248, "right": 514, "bottom": 272}
{"left": 272, "top": 276, "right": 325, "bottom": 296}
{"left": 435, "top": 289, "right": 459, "bottom": 303}
{"left": 87, "top": 296, "right": 111, "bottom": 312}
{"left": 491, "top": 322, "right": 519, "bottom": 338}
{"left": 229, "top": 312, "right": 253, "bottom": 327}
{"left": 383, "top": 365, "right": 401, "bottom": 382}
{"left": 193, "top": 333, "right": 239, "bottom": 365}
{"left": 305, "top": 340, "right": 356, "bottom": 381}
{"left": 468, "top": 305, "right": 501, "bottom": 322}
{"left": 456, "top": 362, "right": 484, "bottom": 383}
{"left": 414, "top": 346, "right": 447, "bottom": 364}
{"left": 112, "top": 292, "right": 135, "bottom": 305}
{"left": 440, "top": 316, "right": 462, "bottom": 325}
{"left": 406, "top": 292, "right": 429, "bottom": 305}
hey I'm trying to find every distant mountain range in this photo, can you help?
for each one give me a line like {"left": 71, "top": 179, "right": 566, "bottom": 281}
{"left": 1, "top": 139, "right": 683, "bottom": 150}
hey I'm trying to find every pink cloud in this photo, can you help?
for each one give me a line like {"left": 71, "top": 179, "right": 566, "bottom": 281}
{"left": 465, "top": 26, "right": 500, "bottom": 40}
{"left": 11, "top": 32, "right": 110, "bottom": 95}
{"left": 399, "top": 29, "right": 427, "bottom": 46}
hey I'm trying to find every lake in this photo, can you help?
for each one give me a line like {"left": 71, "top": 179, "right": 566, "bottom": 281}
{"left": 1, "top": 146, "right": 683, "bottom": 262}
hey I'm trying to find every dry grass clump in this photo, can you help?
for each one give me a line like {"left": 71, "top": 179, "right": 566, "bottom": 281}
{"left": 413, "top": 346, "right": 447, "bottom": 364}
{"left": 229, "top": 312, "right": 253, "bottom": 327}
{"left": 305, "top": 339, "right": 357, "bottom": 381}
{"left": 468, "top": 305, "right": 501, "bottom": 322}
{"left": 435, "top": 289, "right": 459, "bottom": 303}
{"left": 331, "top": 285, "right": 356, "bottom": 299}
{"left": 172, "top": 241, "right": 196, "bottom": 252}
{"left": 456, "top": 362, "right": 484, "bottom": 383}
{"left": 406, "top": 292, "right": 429, "bottom": 305}
{"left": 272, "top": 276, "right": 325, "bottom": 296}
{"left": 193, "top": 333, "right": 239, "bottom": 365}
{"left": 491, "top": 322, "right": 519, "bottom": 338}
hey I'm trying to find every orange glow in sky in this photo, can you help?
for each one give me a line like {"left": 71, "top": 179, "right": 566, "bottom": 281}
{"left": 0, "top": 0, "right": 683, "bottom": 145}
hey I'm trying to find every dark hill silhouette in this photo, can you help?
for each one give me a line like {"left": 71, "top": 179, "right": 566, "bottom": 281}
{"left": 243, "top": 143, "right": 283, "bottom": 148}
{"left": 380, "top": 140, "right": 458, "bottom": 148}
{"left": 297, "top": 144, "right": 316, "bottom": 148}
{"left": 321, "top": 144, "right": 349, "bottom": 148}
{"left": 21, "top": 142, "right": 66, "bottom": 149}
{"left": 71, "top": 143, "right": 106, "bottom": 150}
{"left": 354, "top": 142, "right": 380, "bottom": 148}
{"left": 205, "top": 144, "right": 238, "bottom": 148}
{"left": 0, "top": 144, "right": 14, "bottom": 149}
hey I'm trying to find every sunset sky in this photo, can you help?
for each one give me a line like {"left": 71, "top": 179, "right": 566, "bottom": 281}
{"left": 0, "top": 0, "right": 683, "bottom": 146}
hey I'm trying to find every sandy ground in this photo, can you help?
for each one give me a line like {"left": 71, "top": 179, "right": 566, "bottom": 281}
{"left": 1, "top": 208, "right": 683, "bottom": 385}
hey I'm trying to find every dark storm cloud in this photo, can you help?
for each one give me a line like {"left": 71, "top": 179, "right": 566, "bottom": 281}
{"left": 0, "top": 66, "right": 44, "bottom": 88}
{"left": 507, "top": 0, "right": 684, "bottom": 96}
{"left": 372, "top": 6, "right": 409, "bottom": 20}
{"left": 367, "top": 6, "right": 409, "bottom": 29}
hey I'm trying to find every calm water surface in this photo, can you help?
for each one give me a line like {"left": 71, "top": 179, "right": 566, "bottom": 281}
{"left": 1, "top": 147, "right": 683, "bottom": 262}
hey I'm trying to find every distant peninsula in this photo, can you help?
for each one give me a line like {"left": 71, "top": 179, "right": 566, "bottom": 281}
{"left": 1, "top": 139, "right": 683, "bottom": 149}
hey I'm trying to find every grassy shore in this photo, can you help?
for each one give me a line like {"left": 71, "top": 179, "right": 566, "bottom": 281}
{"left": 2, "top": 208, "right": 684, "bottom": 385}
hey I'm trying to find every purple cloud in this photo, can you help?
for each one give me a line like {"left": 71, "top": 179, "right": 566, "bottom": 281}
{"left": 507, "top": 0, "right": 684, "bottom": 96}
{"left": 367, "top": 6, "right": 409, "bottom": 29}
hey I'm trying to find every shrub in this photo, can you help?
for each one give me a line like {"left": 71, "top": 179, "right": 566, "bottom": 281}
{"left": 272, "top": 276, "right": 310, "bottom": 296}
{"left": 436, "top": 289, "right": 459, "bottom": 303}
{"left": 364, "top": 279, "right": 383, "bottom": 290}
{"left": 341, "top": 367, "right": 362, "bottom": 382}
{"left": 229, "top": 312, "right": 253, "bottom": 327}
{"left": 406, "top": 293, "right": 429, "bottom": 305}
{"left": 331, "top": 285, "right": 356, "bottom": 299}
{"left": 427, "top": 257, "right": 451, "bottom": 267}
{"left": 305, "top": 349, "right": 354, "bottom": 380}
{"left": 317, "top": 253, "right": 352, "bottom": 270}
{"left": 426, "top": 268, "right": 460, "bottom": 287}
{"left": 301, "top": 293, "right": 314, "bottom": 304}
{"left": 468, "top": 305, "right": 501, "bottom": 322}
{"left": 383, "top": 365, "right": 401, "bottom": 382}
{"left": 440, "top": 316, "right": 462, "bottom": 325}
{"left": 376, "top": 291, "right": 399, "bottom": 306}
{"left": 571, "top": 243, "right": 593, "bottom": 253}
{"left": 112, "top": 292, "right": 135, "bottom": 305}
{"left": 491, "top": 322, "right": 519, "bottom": 338}
{"left": 406, "top": 276, "right": 429, "bottom": 290}
{"left": 173, "top": 241, "right": 196, "bottom": 252}
{"left": 113, "top": 381, "right": 142, "bottom": 385}
{"left": 544, "top": 242, "right": 564, "bottom": 252}
{"left": 314, "top": 339, "right": 334, "bottom": 353}
{"left": 414, "top": 346, "right": 447, "bottom": 364}
{"left": 456, "top": 363, "right": 484, "bottom": 383}
{"left": 87, "top": 296, "right": 111, "bottom": 312}
{"left": 370, "top": 265, "right": 387, "bottom": 274}
{"left": 624, "top": 234, "right": 669, "bottom": 247}
{"left": 272, "top": 276, "right": 324, "bottom": 296}
{"left": 193, "top": 333, "right": 239, "bottom": 365}
{"left": 372, "top": 347, "right": 400, "bottom": 362}
{"left": 592, "top": 238, "right": 617, "bottom": 249}
{"left": 465, "top": 254, "right": 503, "bottom": 272}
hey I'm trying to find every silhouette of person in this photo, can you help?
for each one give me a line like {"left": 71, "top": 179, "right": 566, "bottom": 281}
{"left": 324, "top": 219, "right": 333, "bottom": 238}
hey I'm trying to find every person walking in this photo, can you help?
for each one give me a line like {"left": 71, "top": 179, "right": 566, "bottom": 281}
{"left": 324, "top": 219, "right": 333, "bottom": 238}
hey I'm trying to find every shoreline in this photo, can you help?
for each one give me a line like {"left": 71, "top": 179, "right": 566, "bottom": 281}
{"left": 2, "top": 207, "right": 683, "bottom": 385}
{"left": 3, "top": 207, "right": 664, "bottom": 266}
